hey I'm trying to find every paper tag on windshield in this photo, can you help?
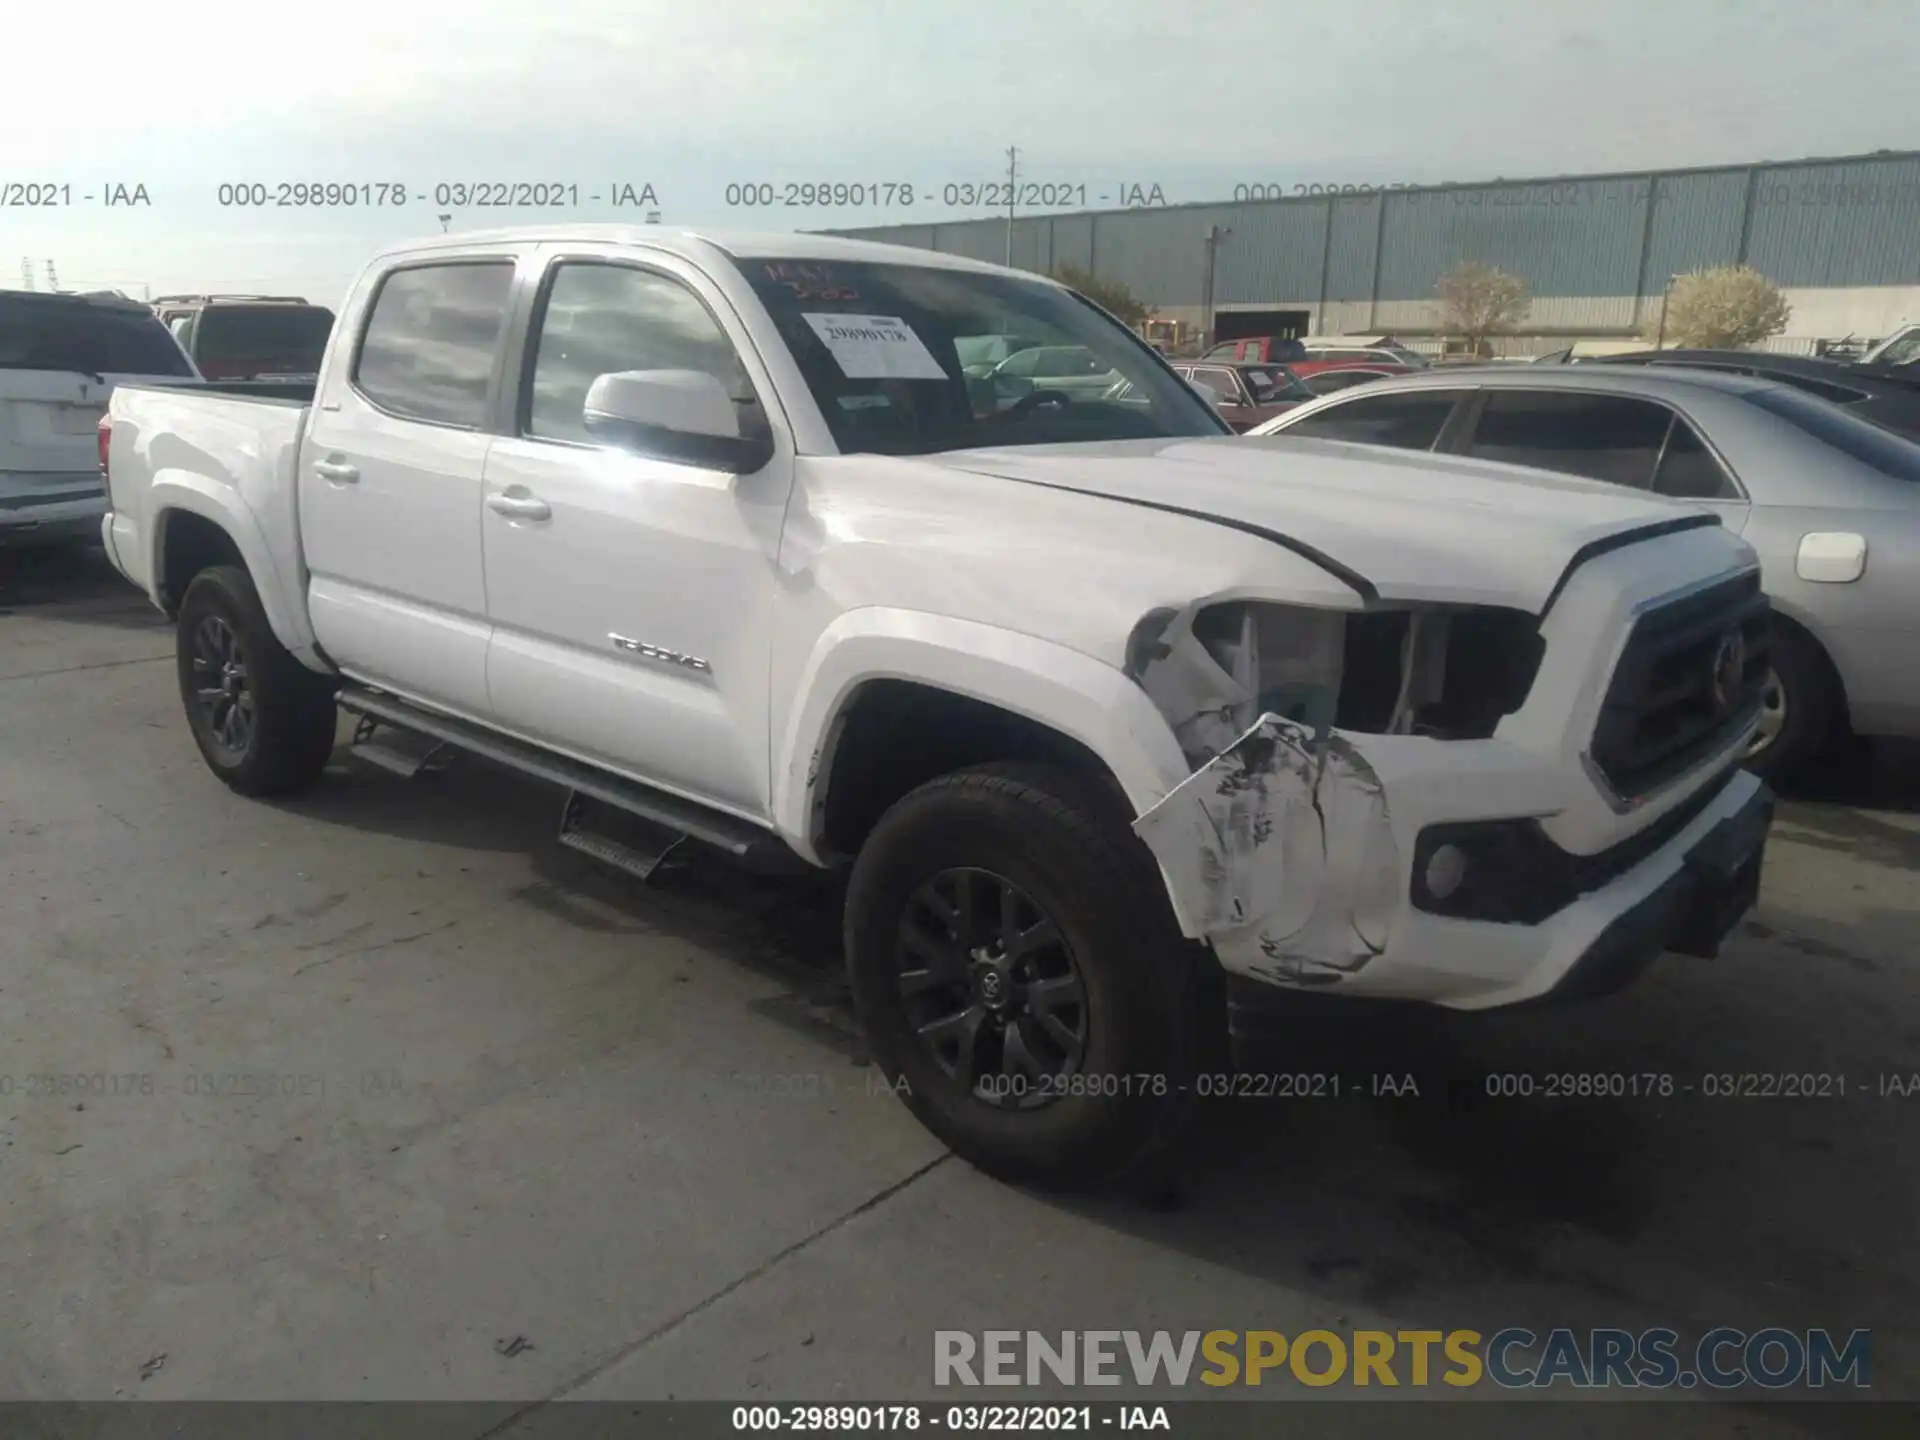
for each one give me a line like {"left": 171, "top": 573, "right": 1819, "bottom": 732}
{"left": 802, "top": 313, "right": 948, "bottom": 380}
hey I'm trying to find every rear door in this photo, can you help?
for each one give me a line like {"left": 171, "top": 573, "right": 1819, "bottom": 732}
{"left": 1, "top": 293, "right": 197, "bottom": 517}
{"left": 298, "top": 253, "right": 520, "bottom": 717}
{"left": 1451, "top": 387, "right": 1751, "bottom": 530}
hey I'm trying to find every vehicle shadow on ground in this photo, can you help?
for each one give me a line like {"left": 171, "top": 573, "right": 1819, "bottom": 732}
{"left": 0, "top": 541, "right": 165, "bottom": 628}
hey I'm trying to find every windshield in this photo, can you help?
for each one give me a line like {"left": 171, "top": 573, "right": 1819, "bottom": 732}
{"left": 732, "top": 256, "right": 1227, "bottom": 455}
{"left": 191, "top": 305, "right": 335, "bottom": 375}
{"left": 0, "top": 294, "right": 195, "bottom": 377}
{"left": 1244, "top": 365, "right": 1315, "bottom": 402}
{"left": 1745, "top": 384, "right": 1920, "bottom": 481}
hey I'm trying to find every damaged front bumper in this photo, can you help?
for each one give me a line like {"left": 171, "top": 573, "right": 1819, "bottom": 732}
{"left": 1133, "top": 713, "right": 1774, "bottom": 1011}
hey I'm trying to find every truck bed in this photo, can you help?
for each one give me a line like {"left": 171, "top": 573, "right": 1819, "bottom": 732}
{"left": 102, "top": 382, "right": 315, "bottom": 656}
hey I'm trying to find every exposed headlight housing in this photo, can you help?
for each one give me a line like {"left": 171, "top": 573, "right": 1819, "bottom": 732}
{"left": 1127, "top": 600, "right": 1545, "bottom": 770}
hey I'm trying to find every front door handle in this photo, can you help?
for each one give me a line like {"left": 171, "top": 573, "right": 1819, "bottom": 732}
{"left": 487, "top": 491, "right": 552, "bottom": 522}
{"left": 314, "top": 459, "right": 359, "bottom": 484}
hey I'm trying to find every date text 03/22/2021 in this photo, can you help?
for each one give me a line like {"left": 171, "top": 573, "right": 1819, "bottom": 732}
{"left": 723, "top": 181, "right": 1168, "bottom": 209}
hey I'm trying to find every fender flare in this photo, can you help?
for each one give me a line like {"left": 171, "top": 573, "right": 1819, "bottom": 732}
{"left": 149, "top": 473, "right": 318, "bottom": 657}
{"left": 772, "top": 608, "right": 1204, "bottom": 933}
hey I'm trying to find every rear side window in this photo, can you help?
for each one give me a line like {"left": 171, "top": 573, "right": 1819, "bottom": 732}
{"left": 353, "top": 262, "right": 515, "bottom": 427}
{"left": 1745, "top": 385, "right": 1920, "bottom": 482}
{"left": 1465, "top": 390, "right": 1671, "bottom": 487}
{"left": 1652, "top": 420, "right": 1739, "bottom": 500}
{"left": 192, "top": 305, "right": 335, "bottom": 375}
{"left": 0, "top": 294, "right": 194, "bottom": 377}
{"left": 1282, "top": 391, "right": 1460, "bottom": 449}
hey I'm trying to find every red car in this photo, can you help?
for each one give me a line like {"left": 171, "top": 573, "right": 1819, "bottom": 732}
{"left": 1172, "top": 361, "right": 1319, "bottom": 431}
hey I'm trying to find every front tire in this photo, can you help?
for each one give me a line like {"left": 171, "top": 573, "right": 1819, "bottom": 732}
{"left": 176, "top": 564, "right": 338, "bottom": 797}
{"left": 1745, "top": 624, "right": 1838, "bottom": 782}
{"left": 845, "top": 762, "right": 1205, "bottom": 1189}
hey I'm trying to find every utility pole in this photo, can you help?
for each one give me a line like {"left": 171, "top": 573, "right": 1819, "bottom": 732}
{"left": 45, "top": 259, "right": 59, "bottom": 291}
{"left": 1654, "top": 273, "right": 1680, "bottom": 349}
{"left": 1201, "top": 225, "right": 1230, "bottom": 345}
{"left": 19, "top": 258, "right": 33, "bottom": 291}
{"left": 1004, "top": 146, "right": 1018, "bottom": 267}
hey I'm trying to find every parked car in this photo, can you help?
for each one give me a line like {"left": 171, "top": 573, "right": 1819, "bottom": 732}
{"left": 1587, "top": 349, "right": 1920, "bottom": 441}
{"left": 1200, "top": 336, "right": 1308, "bottom": 364}
{"left": 103, "top": 226, "right": 1772, "bottom": 1188}
{"left": 1248, "top": 365, "right": 1920, "bottom": 778}
{"left": 954, "top": 332, "right": 1043, "bottom": 379}
{"left": 1861, "top": 322, "right": 1919, "bottom": 370}
{"left": 153, "top": 295, "right": 336, "bottom": 382}
{"left": 1, "top": 287, "right": 198, "bottom": 547}
{"left": 1299, "top": 335, "right": 1432, "bottom": 369}
{"left": 1298, "top": 367, "right": 1399, "bottom": 397}
{"left": 1169, "top": 360, "right": 1318, "bottom": 431}
{"left": 976, "top": 342, "right": 1122, "bottom": 409}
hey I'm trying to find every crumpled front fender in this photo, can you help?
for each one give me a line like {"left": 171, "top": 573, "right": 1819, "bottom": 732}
{"left": 1132, "top": 714, "right": 1403, "bottom": 987}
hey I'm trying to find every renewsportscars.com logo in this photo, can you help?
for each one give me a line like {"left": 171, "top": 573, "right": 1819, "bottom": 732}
{"left": 934, "top": 1328, "right": 1872, "bottom": 1390}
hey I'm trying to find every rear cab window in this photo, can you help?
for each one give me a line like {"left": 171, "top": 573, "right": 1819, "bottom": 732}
{"left": 0, "top": 293, "right": 195, "bottom": 378}
{"left": 191, "top": 305, "right": 336, "bottom": 378}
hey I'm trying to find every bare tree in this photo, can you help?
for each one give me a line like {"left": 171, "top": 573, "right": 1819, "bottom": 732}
{"left": 1651, "top": 265, "right": 1792, "bottom": 349}
{"left": 1435, "top": 262, "right": 1531, "bottom": 356}
{"left": 1052, "top": 262, "right": 1149, "bottom": 328}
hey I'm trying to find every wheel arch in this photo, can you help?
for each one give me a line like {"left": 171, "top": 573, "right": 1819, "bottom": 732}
{"left": 773, "top": 610, "right": 1199, "bottom": 926}
{"left": 148, "top": 476, "right": 320, "bottom": 665}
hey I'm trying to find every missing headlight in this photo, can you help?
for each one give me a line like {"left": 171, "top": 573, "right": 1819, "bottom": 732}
{"left": 1129, "top": 600, "right": 1543, "bottom": 769}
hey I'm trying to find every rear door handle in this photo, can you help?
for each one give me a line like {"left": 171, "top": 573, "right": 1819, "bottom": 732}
{"left": 487, "top": 492, "right": 552, "bottom": 522}
{"left": 314, "top": 459, "right": 359, "bottom": 484}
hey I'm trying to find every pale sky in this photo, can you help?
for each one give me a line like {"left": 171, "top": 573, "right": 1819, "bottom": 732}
{"left": 3, "top": 0, "right": 1915, "bottom": 305}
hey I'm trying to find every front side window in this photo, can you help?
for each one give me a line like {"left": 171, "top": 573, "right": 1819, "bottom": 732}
{"left": 354, "top": 262, "right": 515, "bottom": 427}
{"left": 732, "top": 255, "right": 1226, "bottom": 454}
{"left": 1279, "top": 391, "right": 1462, "bottom": 448}
{"left": 524, "top": 262, "right": 754, "bottom": 444}
{"left": 1465, "top": 390, "right": 1673, "bottom": 487}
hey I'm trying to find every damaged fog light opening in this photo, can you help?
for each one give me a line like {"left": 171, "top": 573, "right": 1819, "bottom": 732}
{"left": 1423, "top": 843, "right": 1470, "bottom": 902}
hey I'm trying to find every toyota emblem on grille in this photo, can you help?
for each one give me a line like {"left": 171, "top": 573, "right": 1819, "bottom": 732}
{"left": 1710, "top": 630, "right": 1746, "bottom": 713}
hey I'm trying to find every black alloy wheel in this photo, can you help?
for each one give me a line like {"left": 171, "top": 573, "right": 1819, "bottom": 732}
{"left": 188, "top": 612, "right": 256, "bottom": 763}
{"left": 896, "top": 866, "right": 1089, "bottom": 1109}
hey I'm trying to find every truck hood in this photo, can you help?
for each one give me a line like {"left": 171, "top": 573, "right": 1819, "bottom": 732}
{"left": 922, "top": 436, "right": 1711, "bottom": 612}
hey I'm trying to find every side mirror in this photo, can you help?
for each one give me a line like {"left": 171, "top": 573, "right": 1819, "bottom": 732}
{"left": 583, "top": 369, "right": 773, "bottom": 473}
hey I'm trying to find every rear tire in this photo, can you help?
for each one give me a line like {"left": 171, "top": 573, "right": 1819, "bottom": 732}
{"left": 176, "top": 564, "right": 338, "bottom": 797}
{"left": 845, "top": 761, "right": 1206, "bottom": 1190}
{"left": 1744, "top": 624, "right": 1838, "bottom": 783}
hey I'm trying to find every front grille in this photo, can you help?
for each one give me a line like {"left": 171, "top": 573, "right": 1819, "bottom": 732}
{"left": 1589, "top": 571, "right": 1771, "bottom": 802}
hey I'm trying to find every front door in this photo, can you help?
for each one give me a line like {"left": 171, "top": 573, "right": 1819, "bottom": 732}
{"left": 300, "top": 256, "right": 519, "bottom": 718}
{"left": 479, "top": 249, "right": 794, "bottom": 817}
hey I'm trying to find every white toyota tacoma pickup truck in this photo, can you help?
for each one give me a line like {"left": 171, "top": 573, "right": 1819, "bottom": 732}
{"left": 101, "top": 226, "right": 1775, "bottom": 1187}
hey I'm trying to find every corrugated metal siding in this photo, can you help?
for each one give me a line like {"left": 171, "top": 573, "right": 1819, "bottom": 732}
{"left": 1745, "top": 155, "right": 1920, "bottom": 288}
{"left": 824, "top": 150, "right": 1920, "bottom": 332}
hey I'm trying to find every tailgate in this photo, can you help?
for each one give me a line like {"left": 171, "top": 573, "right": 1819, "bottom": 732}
{"left": 1, "top": 369, "right": 107, "bottom": 476}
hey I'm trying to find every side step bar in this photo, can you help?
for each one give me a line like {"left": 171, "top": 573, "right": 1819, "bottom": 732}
{"left": 335, "top": 686, "right": 805, "bottom": 876}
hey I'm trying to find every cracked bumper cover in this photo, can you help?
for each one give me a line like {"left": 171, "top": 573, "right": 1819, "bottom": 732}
{"left": 1133, "top": 714, "right": 1774, "bottom": 1011}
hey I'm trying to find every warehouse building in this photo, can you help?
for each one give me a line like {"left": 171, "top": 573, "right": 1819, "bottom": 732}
{"left": 828, "top": 148, "right": 1920, "bottom": 356}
